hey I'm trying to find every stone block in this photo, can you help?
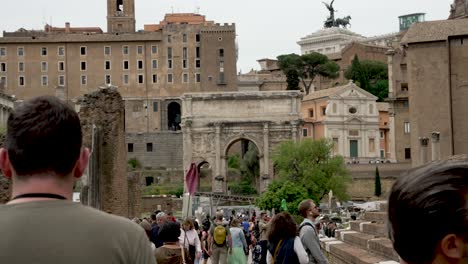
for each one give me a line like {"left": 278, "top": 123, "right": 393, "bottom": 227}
{"left": 362, "top": 212, "right": 387, "bottom": 223}
{"left": 368, "top": 238, "right": 400, "bottom": 262}
{"left": 329, "top": 242, "right": 387, "bottom": 264}
{"left": 342, "top": 232, "right": 375, "bottom": 251}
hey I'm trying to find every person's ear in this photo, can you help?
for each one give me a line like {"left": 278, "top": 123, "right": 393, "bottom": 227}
{"left": 0, "top": 148, "right": 13, "bottom": 179}
{"left": 439, "top": 233, "right": 464, "bottom": 260}
{"left": 73, "top": 148, "right": 90, "bottom": 179}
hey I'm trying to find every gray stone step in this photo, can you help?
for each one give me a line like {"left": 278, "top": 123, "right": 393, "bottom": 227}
{"left": 350, "top": 221, "right": 387, "bottom": 237}
{"left": 327, "top": 241, "right": 388, "bottom": 264}
{"left": 362, "top": 212, "right": 387, "bottom": 223}
{"left": 368, "top": 238, "right": 400, "bottom": 262}
{"left": 341, "top": 232, "right": 376, "bottom": 251}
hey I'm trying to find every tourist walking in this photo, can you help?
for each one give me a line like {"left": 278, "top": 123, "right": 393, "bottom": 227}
{"left": 156, "top": 221, "right": 189, "bottom": 264}
{"left": 298, "top": 199, "right": 328, "bottom": 264}
{"left": 208, "top": 211, "right": 232, "bottom": 264}
{"left": 266, "top": 212, "right": 308, "bottom": 264}
{"left": 0, "top": 96, "right": 155, "bottom": 264}
{"left": 180, "top": 218, "right": 202, "bottom": 264}
{"left": 228, "top": 218, "right": 248, "bottom": 264}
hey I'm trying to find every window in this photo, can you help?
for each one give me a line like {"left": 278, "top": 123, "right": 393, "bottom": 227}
{"left": 380, "top": 131, "right": 384, "bottom": 139}
{"left": 41, "top": 62, "right": 48, "bottom": 72}
{"left": 195, "top": 59, "right": 200, "bottom": 68}
{"left": 182, "top": 47, "right": 188, "bottom": 69}
{"left": 153, "top": 102, "right": 158, "bottom": 112}
{"left": 404, "top": 122, "right": 410, "bottom": 134}
{"left": 309, "top": 109, "right": 314, "bottom": 118}
{"left": 196, "top": 34, "right": 200, "bottom": 42}
{"left": 152, "top": 74, "right": 157, "bottom": 83}
{"left": 105, "top": 61, "right": 111, "bottom": 70}
{"left": 17, "top": 47, "right": 24, "bottom": 56}
{"left": 123, "top": 74, "right": 129, "bottom": 85}
{"left": 105, "top": 74, "right": 111, "bottom": 85}
{"left": 182, "top": 33, "right": 187, "bottom": 43}
{"left": 127, "top": 143, "right": 134, "bottom": 152}
{"left": 183, "top": 73, "right": 188, "bottom": 83}
{"left": 167, "top": 73, "right": 173, "bottom": 83}
{"left": 0, "top": 76, "right": 6, "bottom": 88}
{"left": 137, "top": 60, "right": 144, "bottom": 70}
{"left": 58, "top": 75, "right": 65, "bottom": 86}
{"left": 405, "top": 148, "right": 411, "bottom": 159}
{"left": 81, "top": 75, "right": 87, "bottom": 85}
{"left": 18, "top": 76, "right": 25, "bottom": 86}
{"left": 168, "top": 60, "right": 173, "bottom": 69}
{"left": 183, "top": 60, "right": 187, "bottom": 69}
{"left": 349, "top": 107, "right": 357, "bottom": 114}
{"left": 219, "top": 72, "right": 225, "bottom": 84}
{"left": 122, "top": 45, "right": 129, "bottom": 55}
{"left": 332, "top": 103, "right": 337, "bottom": 113}
{"left": 196, "top": 47, "right": 200, "bottom": 58}
{"left": 80, "top": 75, "right": 88, "bottom": 85}
{"left": 321, "top": 106, "right": 326, "bottom": 116}
{"left": 41, "top": 47, "right": 48, "bottom": 56}
{"left": 123, "top": 60, "right": 129, "bottom": 70}
{"left": 195, "top": 73, "right": 201, "bottom": 83}
{"left": 41, "top": 75, "right": 48, "bottom": 86}
{"left": 81, "top": 61, "right": 87, "bottom": 71}
{"left": 219, "top": 48, "right": 224, "bottom": 57}
{"left": 151, "top": 45, "right": 158, "bottom": 54}
{"left": 369, "top": 104, "right": 374, "bottom": 114}
{"left": 401, "top": 83, "right": 409, "bottom": 92}
{"left": 369, "top": 138, "right": 375, "bottom": 153}
{"left": 137, "top": 45, "right": 143, "bottom": 55}
{"left": 146, "top": 143, "right": 153, "bottom": 152}
{"left": 302, "top": 128, "right": 308, "bottom": 137}
{"left": 152, "top": 59, "right": 158, "bottom": 69}
{"left": 380, "top": 150, "right": 385, "bottom": 159}
{"left": 80, "top": 46, "right": 87, "bottom": 56}
{"left": 0, "top": 47, "right": 6, "bottom": 56}
{"left": 138, "top": 74, "right": 144, "bottom": 84}
{"left": 58, "top": 46, "right": 65, "bottom": 56}
{"left": 167, "top": 47, "right": 172, "bottom": 59}
{"left": 167, "top": 35, "right": 172, "bottom": 43}
{"left": 104, "top": 46, "right": 111, "bottom": 55}
{"left": 58, "top": 61, "right": 65, "bottom": 72}
{"left": 0, "top": 63, "right": 6, "bottom": 72}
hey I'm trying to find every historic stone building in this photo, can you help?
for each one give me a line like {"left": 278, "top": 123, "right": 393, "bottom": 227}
{"left": 400, "top": 18, "right": 468, "bottom": 166}
{"left": 0, "top": 0, "right": 238, "bottom": 169}
{"left": 301, "top": 82, "right": 380, "bottom": 163}
{"left": 449, "top": 0, "right": 468, "bottom": 19}
{"left": 181, "top": 91, "right": 303, "bottom": 193}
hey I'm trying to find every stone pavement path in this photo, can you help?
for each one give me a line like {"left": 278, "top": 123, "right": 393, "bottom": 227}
{"left": 201, "top": 251, "right": 253, "bottom": 264}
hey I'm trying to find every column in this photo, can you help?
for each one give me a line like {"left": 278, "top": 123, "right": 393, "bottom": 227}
{"left": 291, "top": 121, "right": 298, "bottom": 142}
{"left": 419, "top": 137, "right": 429, "bottom": 165}
{"left": 263, "top": 122, "right": 270, "bottom": 177}
{"left": 214, "top": 124, "right": 222, "bottom": 192}
{"left": 431, "top": 132, "right": 441, "bottom": 161}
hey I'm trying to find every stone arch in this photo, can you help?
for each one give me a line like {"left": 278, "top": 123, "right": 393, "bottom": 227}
{"left": 167, "top": 102, "right": 181, "bottom": 131}
{"left": 221, "top": 135, "right": 264, "bottom": 194}
{"left": 196, "top": 160, "right": 212, "bottom": 192}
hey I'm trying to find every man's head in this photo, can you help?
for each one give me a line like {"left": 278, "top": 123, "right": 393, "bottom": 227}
{"left": 0, "top": 96, "right": 88, "bottom": 181}
{"left": 388, "top": 155, "right": 468, "bottom": 264}
{"left": 156, "top": 212, "right": 167, "bottom": 226}
{"left": 215, "top": 211, "right": 223, "bottom": 221}
{"left": 298, "top": 199, "right": 320, "bottom": 219}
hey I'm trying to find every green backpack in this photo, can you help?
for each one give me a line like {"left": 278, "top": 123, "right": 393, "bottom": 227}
{"left": 213, "top": 224, "right": 227, "bottom": 246}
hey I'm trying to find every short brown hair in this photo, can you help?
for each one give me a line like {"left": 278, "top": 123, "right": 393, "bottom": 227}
{"left": 298, "top": 199, "right": 314, "bottom": 217}
{"left": 183, "top": 218, "right": 195, "bottom": 230}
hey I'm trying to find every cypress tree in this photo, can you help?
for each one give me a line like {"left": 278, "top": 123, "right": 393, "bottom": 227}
{"left": 375, "top": 166, "right": 382, "bottom": 197}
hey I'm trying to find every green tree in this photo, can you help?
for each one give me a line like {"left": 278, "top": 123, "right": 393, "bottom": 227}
{"left": 344, "top": 55, "right": 389, "bottom": 102}
{"left": 374, "top": 166, "right": 382, "bottom": 197}
{"left": 256, "top": 139, "right": 351, "bottom": 212}
{"left": 228, "top": 142, "right": 259, "bottom": 195}
{"left": 256, "top": 180, "right": 308, "bottom": 215}
{"left": 277, "top": 53, "right": 340, "bottom": 94}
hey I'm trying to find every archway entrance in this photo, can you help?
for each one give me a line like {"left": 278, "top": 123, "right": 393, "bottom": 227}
{"left": 197, "top": 161, "right": 212, "bottom": 192}
{"left": 167, "top": 102, "right": 181, "bottom": 131}
{"left": 225, "top": 139, "right": 260, "bottom": 195}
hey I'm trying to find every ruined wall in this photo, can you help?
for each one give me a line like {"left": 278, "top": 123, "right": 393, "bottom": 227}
{"left": 79, "top": 87, "right": 129, "bottom": 217}
{"left": 0, "top": 134, "right": 11, "bottom": 203}
{"left": 127, "top": 171, "right": 142, "bottom": 218}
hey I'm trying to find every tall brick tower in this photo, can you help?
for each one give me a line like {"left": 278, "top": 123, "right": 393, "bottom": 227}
{"left": 107, "top": 0, "right": 136, "bottom": 33}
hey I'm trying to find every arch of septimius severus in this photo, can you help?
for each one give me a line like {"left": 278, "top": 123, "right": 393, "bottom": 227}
{"left": 181, "top": 91, "right": 303, "bottom": 193}
{"left": 0, "top": 93, "right": 14, "bottom": 127}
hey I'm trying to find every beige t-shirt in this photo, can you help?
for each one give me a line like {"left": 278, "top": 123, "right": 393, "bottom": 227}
{"left": 0, "top": 200, "right": 155, "bottom": 264}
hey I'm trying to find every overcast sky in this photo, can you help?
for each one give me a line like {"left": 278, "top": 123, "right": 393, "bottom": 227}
{"left": 1, "top": 0, "right": 454, "bottom": 72}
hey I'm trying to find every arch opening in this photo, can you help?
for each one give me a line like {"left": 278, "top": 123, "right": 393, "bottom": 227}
{"left": 197, "top": 161, "right": 212, "bottom": 192}
{"left": 167, "top": 102, "right": 181, "bottom": 131}
{"left": 225, "top": 139, "right": 260, "bottom": 195}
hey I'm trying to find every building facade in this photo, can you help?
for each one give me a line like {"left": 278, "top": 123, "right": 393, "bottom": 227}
{"left": 401, "top": 18, "right": 468, "bottom": 166}
{"left": 301, "top": 82, "right": 381, "bottom": 163}
{"left": 0, "top": 0, "right": 238, "bottom": 169}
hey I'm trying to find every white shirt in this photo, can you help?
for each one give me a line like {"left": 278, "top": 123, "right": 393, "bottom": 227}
{"left": 266, "top": 236, "right": 309, "bottom": 264}
{"left": 179, "top": 229, "right": 202, "bottom": 253}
